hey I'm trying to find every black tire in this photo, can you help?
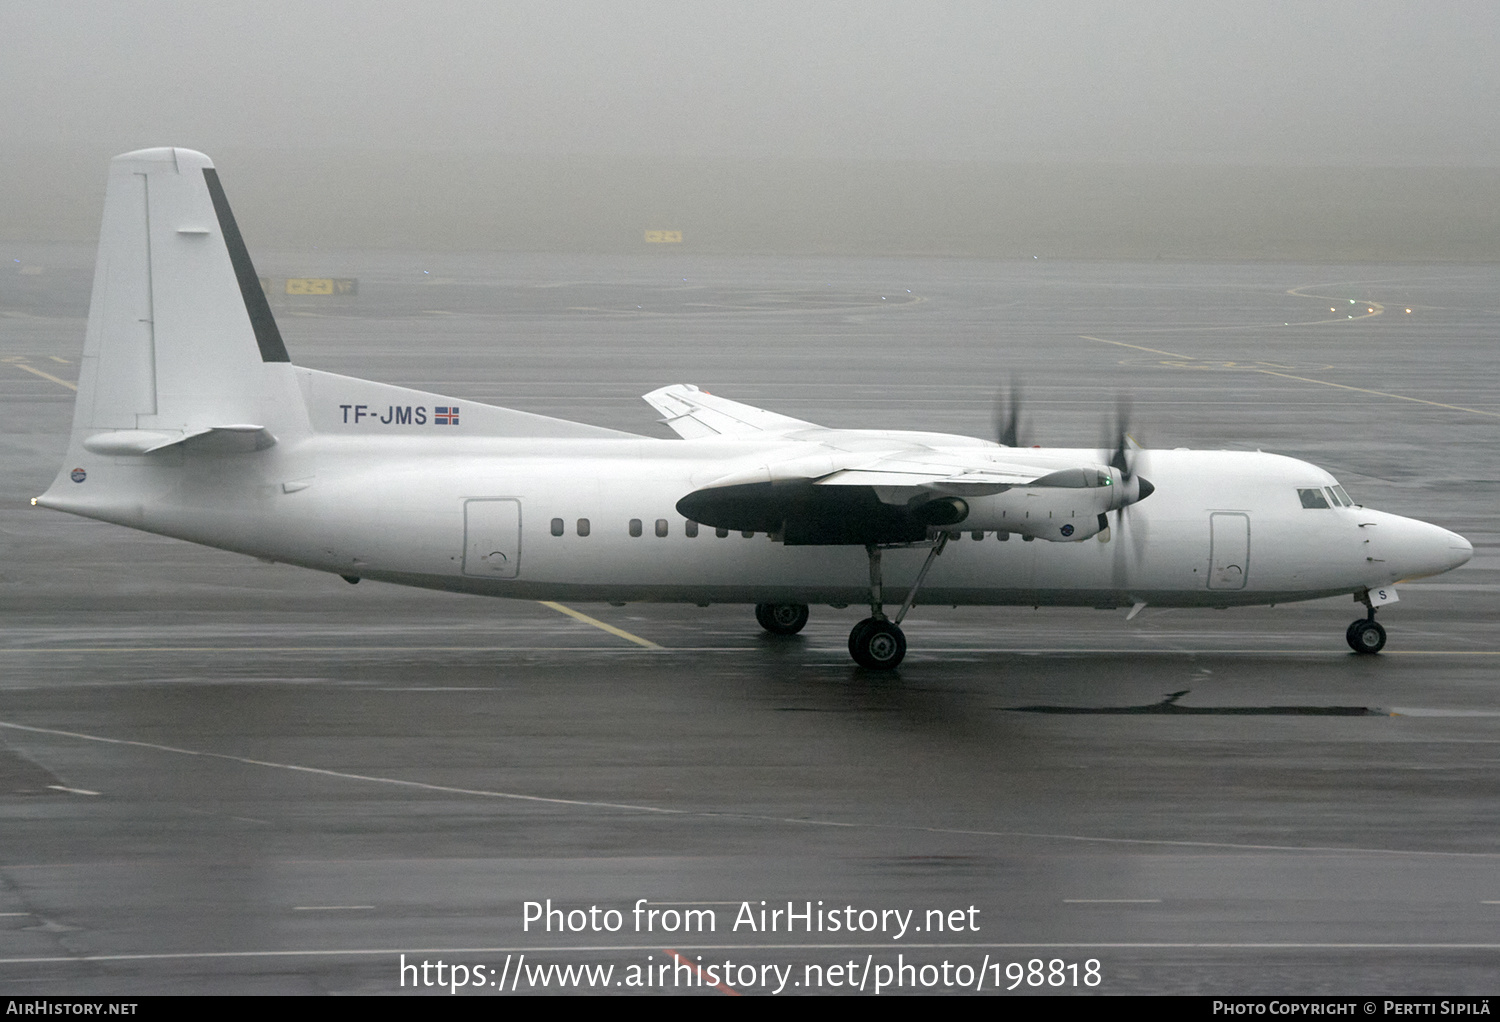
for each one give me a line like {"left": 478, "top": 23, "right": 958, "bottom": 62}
{"left": 1348, "top": 619, "right": 1386, "bottom": 654}
{"left": 849, "top": 618, "right": 906, "bottom": 670}
{"left": 1345, "top": 619, "right": 1362, "bottom": 650}
{"left": 848, "top": 617, "right": 876, "bottom": 658}
{"left": 755, "top": 602, "right": 809, "bottom": 635}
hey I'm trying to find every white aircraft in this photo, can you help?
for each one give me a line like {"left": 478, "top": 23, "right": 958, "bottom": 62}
{"left": 34, "top": 148, "right": 1474, "bottom": 669}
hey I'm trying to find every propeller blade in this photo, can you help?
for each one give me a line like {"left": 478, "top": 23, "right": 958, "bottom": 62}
{"left": 994, "top": 379, "right": 1024, "bottom": 448}
{"left": 1110, "top": 395, "right": 1133, "bottom": 480}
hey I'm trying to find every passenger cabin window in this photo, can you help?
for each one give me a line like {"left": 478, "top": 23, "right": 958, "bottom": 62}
{"left": 685, "top": 520, "right": 699, "bottom": 538}
{"left": 629, "top": 518, "right": 643, "bottom": 537}
{"left": 577, "top": 518, "right": 590, "bottom": 537}
{"left": 1298, "top": 488, "right": 1330, "bottom": 509}
{"left": 550, "top": 517, "right": 564, "bottom": 537}
{"left": 655, "top": 518, "right": 669, "bottom": 538}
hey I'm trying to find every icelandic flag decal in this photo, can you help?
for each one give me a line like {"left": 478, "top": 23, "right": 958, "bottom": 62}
{"left": 434, "top": 406, "right": 459, "bottom": 425}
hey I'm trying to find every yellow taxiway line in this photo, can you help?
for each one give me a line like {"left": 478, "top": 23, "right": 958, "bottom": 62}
{"left": 537, "top": 601, "right": 662, "bottom": 648}
{"left": 1079, "top": 336, "right": 1193, "bottom": 359}
{"left": 1081, "top": 333, "right": 1500, "bottom": 420}
{"left": 12, "top": 361, "right": 76, "bottom": 391}
{"left": 1251, "top": 369, "right": 1500, "bottom": 419}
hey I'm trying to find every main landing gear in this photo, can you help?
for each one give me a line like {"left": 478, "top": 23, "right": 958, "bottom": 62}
{"left": 755, "top": 602, "right": 809, "bottom": 635}
{"left": 753, "top": 536, "right": 948, "bottom": 669}
{"left": 848, "top": 617, "right": 906, "bottom": 670}
{"left": 1346, "top": 594, "right": 1386, "bottom": 654}
{"left": 846, "top": 535, "right": 949, "bottom": 670}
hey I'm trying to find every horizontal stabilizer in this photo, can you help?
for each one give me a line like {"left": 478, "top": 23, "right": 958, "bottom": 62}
{"left": 82, "top": 424, "right": 276, "bottom": 455}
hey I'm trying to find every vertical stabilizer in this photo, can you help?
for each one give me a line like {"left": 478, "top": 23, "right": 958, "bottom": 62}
{"left": 72, "top": 147, "right": 290, "bottom": 437}
{"left": 40, "top": 148, "right": 309, "bottom": 515}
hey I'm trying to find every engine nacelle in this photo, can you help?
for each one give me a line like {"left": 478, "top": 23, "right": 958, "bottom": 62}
{"left": 956, "top": 490, "right": 1108, "bottom": 541}
{"left": 911, "top": 466, "right": 1150, "bottom": 542}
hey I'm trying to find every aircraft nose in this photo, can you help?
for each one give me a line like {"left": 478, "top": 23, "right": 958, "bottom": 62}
{"left": 1391, "top": 518, "right": 1473, "bottom": 580}
{"left": 1447, "top": 530, "right": 1474, "bottom": 571}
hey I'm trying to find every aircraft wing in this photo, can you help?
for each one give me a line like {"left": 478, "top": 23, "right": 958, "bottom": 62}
{"left": 817, "top": 455, "right": 1042, "bottom": 494}
{"left": 643, "top": 384, "right": 820, "bottom": 439}
{"left": 653, "top": 385, "right": 1125, "bottom": 543}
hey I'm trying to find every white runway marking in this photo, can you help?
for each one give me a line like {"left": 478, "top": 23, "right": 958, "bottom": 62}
{"left": 1063, "top": 899, "right": 1162, "bottom": 904}
{"left": 1387, "top": 709, "right": 1500, "bottom": 718}
{"left": 45, "top": 785, "right": 100, "bottom": 796}
{"left": 3, "top": 716, "right": 1499, "bottom": 861}
{"left": 646, "top": 901, "right": 744, "bottom": 906}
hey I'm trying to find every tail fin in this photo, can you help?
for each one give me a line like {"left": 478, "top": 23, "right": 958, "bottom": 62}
{"left": 38, "top": 148, "right": 310, "bottom": 514}
{"left": 71, "top": 147, "right": 292, "bottom": 436}
{"left": 39, "top": 148, "right": 634, "bottom": 518}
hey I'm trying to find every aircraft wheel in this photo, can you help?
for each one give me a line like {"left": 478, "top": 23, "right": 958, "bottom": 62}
{"left": 849, "top": 618, "right": 906, "bottom": 670}
{"left": 848, "top": 618, "right": 876, "bottom": 658}
{"left": 755, "top": 602, "right": 809, "bottom": 635}
{"left": 1347, "top": 619, "right": 1386, "bottom": 654}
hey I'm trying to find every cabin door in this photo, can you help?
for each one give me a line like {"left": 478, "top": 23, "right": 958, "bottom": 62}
{"left": 462, "top": 498, "right": 521, "bottom": 578}
{"left": 1208, "top": 512, "right": 1250, "bottom": 590}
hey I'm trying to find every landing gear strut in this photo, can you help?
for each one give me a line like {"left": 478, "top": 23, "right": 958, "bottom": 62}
{"left": 847, "top": 535, "right": 948, "bottom": 670}
{"left": 1346, "top": 597, "right": 1386, "bottom": 654}
{"left": 755, "top": 602, "right": 809, "bottom": 635}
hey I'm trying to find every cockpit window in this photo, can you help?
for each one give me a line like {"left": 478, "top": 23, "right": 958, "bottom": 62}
{"left": 1331, "top": 484, "right": 1355, "bottom": 506}
{"left": 1298, "top": 487, "right": 1331, "bottom": 509}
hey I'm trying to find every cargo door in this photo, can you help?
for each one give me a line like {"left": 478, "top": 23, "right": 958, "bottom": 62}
{"left": 1208, "top": 512, "right": 1250, "bottom": 590}
{"left": 463, "top": 498, "right": 521, "bottom": 578}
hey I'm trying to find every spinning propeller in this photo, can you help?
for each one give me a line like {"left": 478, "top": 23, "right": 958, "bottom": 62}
{"left": 1099, "top": 397, "right": 1154, "bottom": 589}
{"left": 991, "top": 380, "right": 1154, "bottom": 562}
{"left": 994, "top": 379, "right": 1025, "bottom": 448}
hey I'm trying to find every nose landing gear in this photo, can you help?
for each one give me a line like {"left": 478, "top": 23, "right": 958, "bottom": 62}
{"left": 1346, "top": 598, "right": 1387, "bottom": 654}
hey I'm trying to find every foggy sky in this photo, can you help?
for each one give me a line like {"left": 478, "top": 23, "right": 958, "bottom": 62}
{"left": 4, "top": 0, "right": 1499, "bottom": 166}
{"left": 6, "top": 2, "right": 1500, "bottom": 258}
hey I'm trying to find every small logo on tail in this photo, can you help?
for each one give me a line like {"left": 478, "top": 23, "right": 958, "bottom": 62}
{"left": 70, "top": 467, "right": 86, "bottom": 483}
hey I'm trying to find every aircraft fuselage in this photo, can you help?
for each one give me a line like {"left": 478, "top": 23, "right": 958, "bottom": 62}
{"left": 43, "top": 434, "right": 1470, "bottom": 610}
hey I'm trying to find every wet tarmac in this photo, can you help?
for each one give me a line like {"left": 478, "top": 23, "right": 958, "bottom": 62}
{"left": 1, "top": 250, "right": 1497, "bottom": 994}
